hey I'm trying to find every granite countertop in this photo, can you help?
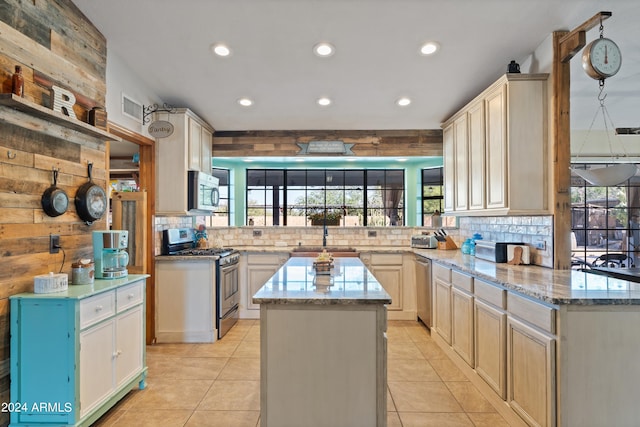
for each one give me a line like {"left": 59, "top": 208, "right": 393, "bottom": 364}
{"left": 11, "top": 274, "right": 150, "bottom": 299}
{"left": 414, "top": 249, "right": 640, "bottom": 306}
{"left": 155, "top": 255, "right": 219, "bottom": 261}
{"left": 252, "top": 257, "right": 392, "bottom": 305}
{"left": 237, "top": 245, "right": 408, "bottom": 253}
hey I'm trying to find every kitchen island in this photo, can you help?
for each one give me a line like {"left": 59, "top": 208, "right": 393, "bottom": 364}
{"left": 415, "top": 250, "right": 640, "bottom": 427}
{"left": 253, "top": 257, "right": 391, "bottom": 427}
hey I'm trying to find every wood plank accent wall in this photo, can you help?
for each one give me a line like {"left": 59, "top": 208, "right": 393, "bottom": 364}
{"left": 213, "top": 129, "right": 443, "bottom": 157}
{"left": 0, "top": 1, "right": 107, "bottom": 420}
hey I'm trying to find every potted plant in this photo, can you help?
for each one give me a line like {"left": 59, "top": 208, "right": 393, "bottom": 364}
{"left": 308, "top": 211, "right": 342, "bottom": 226}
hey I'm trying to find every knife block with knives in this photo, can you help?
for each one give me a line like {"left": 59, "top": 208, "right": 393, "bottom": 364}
{"left": 433, "top": 230, "right": 458, "bottom": 250}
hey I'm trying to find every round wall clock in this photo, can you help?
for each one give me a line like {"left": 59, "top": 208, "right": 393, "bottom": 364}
{"left": 582, "top": 37, "right": 622, "bottom": 80}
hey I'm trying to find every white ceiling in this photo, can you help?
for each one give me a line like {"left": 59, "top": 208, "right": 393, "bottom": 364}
{"left": 72, "top": 0, "right": 640, "bottom": 138}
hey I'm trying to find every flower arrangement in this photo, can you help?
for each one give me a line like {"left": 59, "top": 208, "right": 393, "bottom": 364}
{"left": 308, "top": 211, "right": 342, "bottom": 224}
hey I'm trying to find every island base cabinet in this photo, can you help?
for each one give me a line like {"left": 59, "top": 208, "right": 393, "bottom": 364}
{"left": 260, "top": 304, "right": 387, "bottom": 427}
{"left": 507, "top": 317, "right": 556, "bottom": 427}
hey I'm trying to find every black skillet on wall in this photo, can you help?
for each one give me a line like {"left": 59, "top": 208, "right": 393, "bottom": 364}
{"left": 75, "top": 162, "right": 107, "bottom": 225}
{"left": 41, "top": 168, "right": 69, "bottom": 217}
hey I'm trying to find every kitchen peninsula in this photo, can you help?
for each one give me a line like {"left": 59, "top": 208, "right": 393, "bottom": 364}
{"left": 253, "top": 257, "right": 391, "bottom": 427}
{"left": 416, "top": 250, "right": 640, "bottom": 427}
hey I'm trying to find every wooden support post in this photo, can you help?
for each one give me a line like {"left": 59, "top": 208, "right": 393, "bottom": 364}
{"left": 553, "top": 31, "right": 572, "bottom": 270}
{"left": 552, "top": 11, "right": 612, "bottom": 269}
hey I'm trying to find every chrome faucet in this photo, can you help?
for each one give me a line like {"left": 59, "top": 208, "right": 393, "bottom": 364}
{"left": 323, "top": 223, "right": 328, "bottom": 247}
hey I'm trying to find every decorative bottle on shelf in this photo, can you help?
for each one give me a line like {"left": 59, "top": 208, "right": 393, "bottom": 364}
{"left": 11, "top": 65, "right": 24, "bottom": 97}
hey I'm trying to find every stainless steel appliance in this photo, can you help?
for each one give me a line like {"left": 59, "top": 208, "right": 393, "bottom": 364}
{"left": 188, "top": 171, "right": 219, "bottom": 213}
{"left": 93, "top": 230, "right": 129, "bottom": 279}
{"left": 475, "top": 240, "right": 525, "bottom": 263}
{"left": 415, "top": 255, "right": 432, "bottom": 327}
{"left": 162, "top": 228, "right": 239, "bottom": 339}
{"left": 411, "top": 234, "right": 438, "bottom": 249}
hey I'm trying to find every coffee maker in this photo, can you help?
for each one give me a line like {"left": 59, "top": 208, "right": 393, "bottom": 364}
{"left": 93, "top": 230, "right": 129, "bottom": 279}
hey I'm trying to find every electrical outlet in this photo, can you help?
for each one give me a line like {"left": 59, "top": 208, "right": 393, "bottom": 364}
{"left": 534, "top": 240, "right": 546, "bottom": 251}
{"left": 50, "top": 234, "right": 60, "bottom": 254}
{"left": 253, "top": 230, "right": 262, "bottom": 237}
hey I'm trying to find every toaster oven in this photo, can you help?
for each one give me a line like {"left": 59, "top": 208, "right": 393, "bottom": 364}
{"left": 411, "top": 235, "right": 438, "bottom": 249}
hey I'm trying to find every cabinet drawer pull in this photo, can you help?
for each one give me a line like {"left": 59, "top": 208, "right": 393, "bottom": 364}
{"left": 95, "top": 305, "right": 103, "bottom": 312}
{"left": 128, "top": 293, "right": 135, "bottom": 299}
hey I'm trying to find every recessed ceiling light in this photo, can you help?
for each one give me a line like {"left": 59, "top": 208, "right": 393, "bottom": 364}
{"left": 396, "top": 97, "right": 411, "bottom": 107}
{"left": 238, "top": 98, "right": 253, "bottom": 107}
{"left": 211, "top": 43, "right": 231, "bottom": 57}
{"left": 317, "top": 97, "right": 332, "bottom": 106}
{"left": 313, "top": 42, "right": 335, "bottom": 57}
{"left": 419, "top": 41, "right": 440, "bottom": 56}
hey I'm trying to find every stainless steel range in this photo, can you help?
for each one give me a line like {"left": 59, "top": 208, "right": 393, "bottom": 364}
{"left": 162, "top": 228, "right": 240, "bottom": 339}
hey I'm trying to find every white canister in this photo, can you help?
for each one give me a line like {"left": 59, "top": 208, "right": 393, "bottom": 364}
{"left": 71, "top": 259, "right": 95, "bottom": 285}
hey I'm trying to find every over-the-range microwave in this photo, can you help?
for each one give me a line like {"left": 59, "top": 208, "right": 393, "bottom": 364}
{"left": 188, "top": 170, "right": 219, "bottom": 213}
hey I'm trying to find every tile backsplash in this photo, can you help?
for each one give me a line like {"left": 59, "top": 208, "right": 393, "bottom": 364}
{"left": 458, "top": 215, "right": 553, "bottom": 267}
{"left": 207, "top": 226, "right": 457, "bottom": 249}
{"left": 153, "top": 214, "right": 554, "bottom": 267}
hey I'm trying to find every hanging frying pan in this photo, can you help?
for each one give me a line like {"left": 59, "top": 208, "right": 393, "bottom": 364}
{"left": 75, "top": 162, "right": 107, "bottom": 225}
{"left": 41, "top": 168, "right": 69, "bottom": 217}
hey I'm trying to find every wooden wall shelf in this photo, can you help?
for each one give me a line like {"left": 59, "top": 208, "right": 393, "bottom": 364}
{"left": 0, "top": 93, "right": 119, "bottom": 142}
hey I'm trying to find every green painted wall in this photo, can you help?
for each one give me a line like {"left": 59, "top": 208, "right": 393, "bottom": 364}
{"left": 212, "top": 157, "right": 443, "bottom": 227}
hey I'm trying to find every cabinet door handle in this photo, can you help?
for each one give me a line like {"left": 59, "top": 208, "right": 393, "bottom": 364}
{"left": 112, "top": 350, "right": 122, "bottom": 358}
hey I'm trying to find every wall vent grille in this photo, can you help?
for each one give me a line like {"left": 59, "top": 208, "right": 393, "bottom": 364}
{"left": 122, "top": 94, "right": 142, "bottom": 121}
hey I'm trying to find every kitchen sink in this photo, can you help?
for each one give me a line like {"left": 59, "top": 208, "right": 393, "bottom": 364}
{"left": 290, "top": 247, "right": 359, "bottom": 257}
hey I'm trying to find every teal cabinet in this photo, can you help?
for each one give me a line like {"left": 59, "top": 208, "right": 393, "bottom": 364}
{"left": 10, "top": 275, "right": 148, "bottom": 426}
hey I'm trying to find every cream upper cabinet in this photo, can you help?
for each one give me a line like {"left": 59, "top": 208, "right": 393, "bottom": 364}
{"left": 189, "top": 118, "right": 213, "bottom": 174}
{"left": 155, "top": 108, "right": 215, "bottom": 215}
{"left": 453, "top": 115, "right": 469, "bottom": 211}
{"left": 467, "top": 101, "right": 485, "bottom": 210}
{"left": 201, "top": 126, "right": 213, "bottom": 175}
{"left": 442, "top": 74, "right": 549, "bottom": 216}
{"left": 188, "top": 117, "right": 202, "bottom": 172}
{"left": 443, "top": 125, "right": 455, "bottom": 213}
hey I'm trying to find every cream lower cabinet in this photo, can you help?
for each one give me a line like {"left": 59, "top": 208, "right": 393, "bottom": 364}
{"left": 507, "top": 293, "right": 556, "bottom": 427}
{"left": 360, "top": 253, "right": 403, "bottom": 312}
{"left": 474, "top": 279, "right": 507, "bottom": 399}
{"left": 431, "top": 262, "right": 452, "bottom": 344}
{"left": 451, "top": 271, "right": 474, "bottom": 367}
{"left": 507, "top": 317, "right": 555, "bottom": 427}
{"left": 430, "top": 264, "right": 557, "bottom": 427}
{"left": 241, "top": 252, "right": 289, "bottom": 317}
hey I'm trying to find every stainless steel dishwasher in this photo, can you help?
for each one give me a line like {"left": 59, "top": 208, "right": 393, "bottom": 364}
{"left": 415, "top": 255, "right": 432, "bottom": 327}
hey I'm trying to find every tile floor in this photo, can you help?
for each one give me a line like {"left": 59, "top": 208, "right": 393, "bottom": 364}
{"left": 94, "top": 320, "right": 513, "bottom": 426}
